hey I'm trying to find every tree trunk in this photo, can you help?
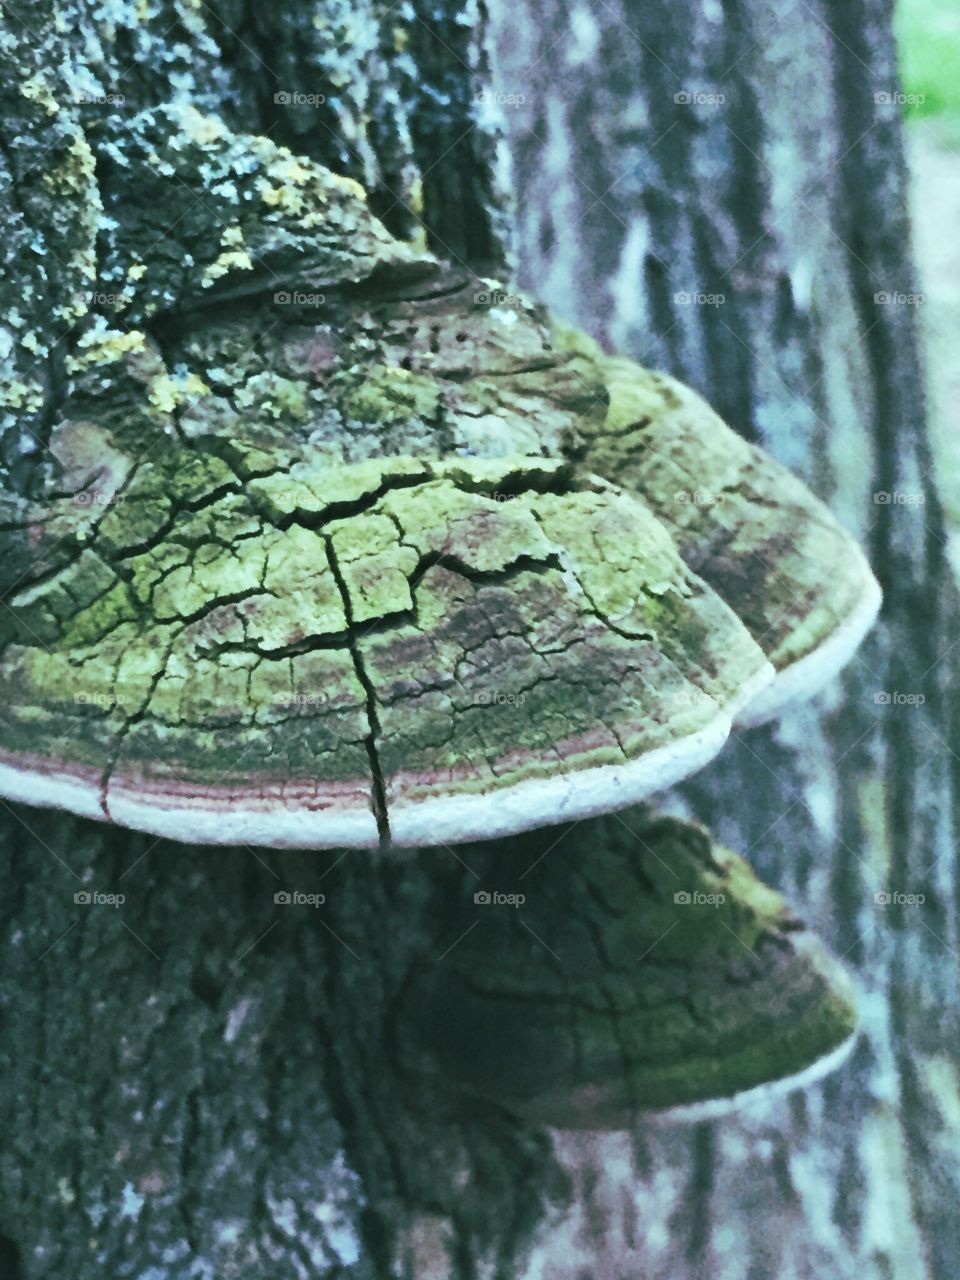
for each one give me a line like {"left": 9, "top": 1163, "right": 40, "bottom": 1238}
{"left": 0, "top": 2, "right": 956, "bottom": 1279}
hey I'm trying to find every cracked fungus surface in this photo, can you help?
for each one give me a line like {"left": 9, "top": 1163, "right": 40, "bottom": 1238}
{"left": 0, "top": 434, "right": 771, "bottom": 847}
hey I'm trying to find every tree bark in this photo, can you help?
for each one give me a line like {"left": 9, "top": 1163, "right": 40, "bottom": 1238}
{"left": 0, "top": 1, "right": 956, "bottom": 1278}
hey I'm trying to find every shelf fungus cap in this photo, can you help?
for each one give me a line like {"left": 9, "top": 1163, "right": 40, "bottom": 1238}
{"left": 552, "top": 330, "right": 883, "bottom": 726}
{"left": 0, "top": 450, "right": 774, "bottom": 848}
{"left": 399, "top": 815, "right": 859, "bottom": 1128}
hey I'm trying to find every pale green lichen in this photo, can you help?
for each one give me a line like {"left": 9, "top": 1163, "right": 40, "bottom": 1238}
{"left": 234, "top": 373, "right": 310, "bottom": 422}
{"left": 147, "top": 372, "right": 211, "bottom": 412}
{"left": 65, "top": 328, "right": 147, "bottom": 374}
{"left": 0, "top": 380, "right": 44, "bottom": 412}
{"left": 342, "top": 367, "right": 442, "bottom": 425}
{"left": 20, "top": 74, "right": 60, "bottom": 115}
{"left": 201, "top": 249, "right": 255, "bottom": 287}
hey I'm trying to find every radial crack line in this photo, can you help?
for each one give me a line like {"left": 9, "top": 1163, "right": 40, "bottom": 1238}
{"left": 322, "top": 534, "right": 391, "bottom": 848}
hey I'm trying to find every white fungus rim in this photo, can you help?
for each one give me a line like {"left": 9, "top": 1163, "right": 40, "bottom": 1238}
{"left": 635, "top": 1023, "right": 859, "bottom": 1126}
{"left": 735, "top": 561, "right": 883, "bottom": 729}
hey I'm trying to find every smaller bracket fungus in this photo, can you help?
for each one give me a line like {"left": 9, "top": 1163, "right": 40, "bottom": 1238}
{"left": 553, "top": 335, "right": 883, "bottom": 726}
{"left": 397, "top": 814, "right": 859, "bottom": 1128}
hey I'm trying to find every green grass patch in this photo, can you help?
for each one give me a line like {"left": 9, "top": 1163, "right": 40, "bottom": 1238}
{"left": 896, "top": 0, "right": 960, "bottom": 119}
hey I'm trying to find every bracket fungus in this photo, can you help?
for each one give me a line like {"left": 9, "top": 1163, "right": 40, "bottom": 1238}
{"left": 0, "top": 121, "right": 880, "bottom": 849}
{"left": 0, "top": 110, "right": 874, "bottom": 1122}
{"left": 398, "top": 814, "right": 859, "bottom": 1127}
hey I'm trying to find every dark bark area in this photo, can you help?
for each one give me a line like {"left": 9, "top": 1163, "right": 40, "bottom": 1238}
{"left": 0, "top": 813, "right": 574, "bottom": 1278}
{"left": 0, "top": 0, "right": 956, "bottom": 1277}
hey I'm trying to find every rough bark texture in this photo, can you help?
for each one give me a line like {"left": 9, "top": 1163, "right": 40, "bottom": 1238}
{"left": 0, "top": 2, "right": 956, "bottom": 1279}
